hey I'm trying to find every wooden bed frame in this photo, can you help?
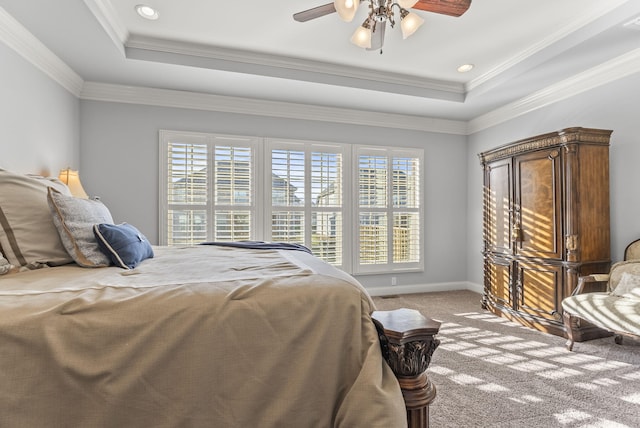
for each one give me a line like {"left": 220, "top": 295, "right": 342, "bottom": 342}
{"left": 373, "top": 309, "right": 441, "bottom": 428}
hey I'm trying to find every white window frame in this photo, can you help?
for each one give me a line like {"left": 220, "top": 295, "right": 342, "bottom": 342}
{"left": 265, "top": 138, "right": 351, "bottom": 271}
{"left": 353, "top": 145, "right": 424, "bottom": 274}
{"left": 159, "top": 130, "right": 423, "bottom": 275}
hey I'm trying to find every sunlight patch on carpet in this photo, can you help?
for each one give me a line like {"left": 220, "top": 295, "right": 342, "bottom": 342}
{"left": 554, "top": 409, "right": 592, "bottom": 424}
{"left": 459, "top": 346, "right": 502, "bottom": 357}
{"left": 580, "top": 361, "right": 632, "bottom": 371}
{"left": 618, "top": 371, "right": 640, "bottom": 381}
{"left": 499, "top": 340, "right": 548, "bottom": 351}
{"left": 536, "top": 367, "right": 583, "bottom": 379}
{"left": 620, "top": 392, "right": 640, "bottom": 404}
{"left": 449, "top": 373, "right": 484, "bottom": 385}
{"left": 484, "top": 352, "right": 528, "bottom": 365}
{"left": 508, "top": 359, "right": 557, "bottom": 372}
{"left": 476, "top": 383, "right": 510, "bottom": 392}
{"left": 524, "top": 346, "right": 567, "bottom": 358}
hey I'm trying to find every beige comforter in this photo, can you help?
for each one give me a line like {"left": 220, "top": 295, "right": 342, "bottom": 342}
{"left": 0, "top": 245, "right": 406, "bottom": 427}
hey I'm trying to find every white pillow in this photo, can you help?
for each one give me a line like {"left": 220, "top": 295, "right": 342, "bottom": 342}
{"left": 612, "top": 272, "right": 640, "bottom": 298}
{"left": 0, "top": 168, "right": 73, "bottom": 268}
{"left": 47, "top": 187, "right": 114, "bottom": 267}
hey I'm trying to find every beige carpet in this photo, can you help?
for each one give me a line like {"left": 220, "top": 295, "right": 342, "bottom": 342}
{"left": 373, "top": 291, "right": 640, "bottom": 428}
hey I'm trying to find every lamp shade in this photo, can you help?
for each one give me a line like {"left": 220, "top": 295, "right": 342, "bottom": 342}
{"left": 400, "top": 11, "right": 424, "bottom": 39}
{"left": 334, "top": 0, "right": 360, "bottom": 22}
{"left": 397, "top": 0, "right": 419, "bottom": 8}
{"left": 58, "top": 168, "right": 89, "bottom": 199}
{"left": 350, "top": 20, "right": 372, "bottom": 48}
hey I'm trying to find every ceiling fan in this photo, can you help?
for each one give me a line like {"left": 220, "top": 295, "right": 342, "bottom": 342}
{"left": 293, "top": 0, "right": 472, "bottom": 51}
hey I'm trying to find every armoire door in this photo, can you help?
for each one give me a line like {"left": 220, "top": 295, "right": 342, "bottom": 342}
{"left": 515, "top": 261, "right": 563, "bottom": 321}
{"left": 514, "top": 149, "right": 563, "bottom": 260}
{"left": 484, "top": 158, "right": 513, "bottom": 255}
{"left": 484, "top": 257, "right": 512, "bottom": 308}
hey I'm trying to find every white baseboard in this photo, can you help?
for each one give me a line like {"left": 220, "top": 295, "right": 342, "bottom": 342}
{"left": 366, "top": 281, "right": 483, "bottom": 297}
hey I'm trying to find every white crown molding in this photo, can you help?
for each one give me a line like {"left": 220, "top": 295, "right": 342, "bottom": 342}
{"left": 80, "top": 82, "right": 468, "bottom": 135}
{"left": 82, "top": 0, "right": 128, "bottom": 56}
{"left": 466, "top": 0, "right": 630, "bottom": 93}
{"left": 125, "top": 35, "right": 465, "bottom": 102}
{"left": 468, "top": 48, "right": 640, "bottom": 134}
{"left": 0, "top": 5, "right": 84, "bottom": 96}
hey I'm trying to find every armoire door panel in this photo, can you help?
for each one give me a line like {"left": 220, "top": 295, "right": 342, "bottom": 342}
{"left": 517, "top": 262, "right": 562, "bottom": 321}
{"left": 515, "top": 150, "right": 562, "bottom": 260}
{"left": 485, "top": 159, "right": 512, "bottom": 255}
{"left": 485, "top": 259, "right": 512, "bottom": 307}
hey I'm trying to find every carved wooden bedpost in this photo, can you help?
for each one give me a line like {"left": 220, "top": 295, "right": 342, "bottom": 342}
{"left": 372, "top": 308, "right": 441, "bottom": 428}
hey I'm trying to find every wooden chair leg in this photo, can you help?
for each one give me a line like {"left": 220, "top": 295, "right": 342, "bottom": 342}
{"left": 563, "top": 311, "right": 576, "bottom": 351}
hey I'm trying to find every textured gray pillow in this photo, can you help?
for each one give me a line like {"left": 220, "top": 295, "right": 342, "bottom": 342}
{"left": 0, "top": 168, "right": 73, "bottom": 268}
{"left": 47, "top": 187, "right": 114, "bottom": 267}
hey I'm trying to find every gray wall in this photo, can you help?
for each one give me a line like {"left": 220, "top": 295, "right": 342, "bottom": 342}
{"left": 79, "top": 100, "right": 469, "bottom": 290}
{"left": 0, "top": 42, "right": 79, "bottom": 176}
{"left": 466, "top": 72, "right": 640, "bottom": 287}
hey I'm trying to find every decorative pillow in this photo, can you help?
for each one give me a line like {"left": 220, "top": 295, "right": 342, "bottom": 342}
{"left": 612, "top": 272, "right": 640, "bottom": 298}
{"left": 93, "top": 223, "right": 154, "bottom": 269}
{"left": 0, "top": 168, "right": 73, "bottom": 267}
{"left": 47, "top": 187, "right": 114, "bottom": 267}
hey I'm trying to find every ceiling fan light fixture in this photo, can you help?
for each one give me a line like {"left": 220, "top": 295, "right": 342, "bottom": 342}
{"left": 400, "top": 10, "right": 424, "bottom": 39}
{"left": 397, "top": 0, "right": 419, "bottom": 8}
{"left": 350, "top": 19, "right": 373, "bottom": 49}
{"left": 334, "top": 0, "right": 360, "bottom": 22}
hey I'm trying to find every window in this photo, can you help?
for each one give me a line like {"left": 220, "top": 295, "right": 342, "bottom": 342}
{"left": 354, "top": 147, "right": 422, "bottom": 273}
{"left": 160, "top": 130, "right": 423, "bottom": 274}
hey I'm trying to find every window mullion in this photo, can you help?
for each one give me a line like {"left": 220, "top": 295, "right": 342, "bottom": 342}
{"left": 387, "top": 154, "right": 394, "bottom": 268}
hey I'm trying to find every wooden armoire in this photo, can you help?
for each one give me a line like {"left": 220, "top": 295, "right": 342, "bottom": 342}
{"left": 479, "top": 127, "right": 612, "bottom": 337}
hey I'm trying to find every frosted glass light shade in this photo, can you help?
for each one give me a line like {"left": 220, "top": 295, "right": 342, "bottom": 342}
{"left": 397, "top": 0, "right": 419, "bottom": 8}
{"left": 58, "top": 168, "right": 89, "bottom": 199}
{"left": 334, "top": 0, "right": 360, "bottom": 22}
{"left": 400, "top": 12, "right": 424, "bottom": 39}
{"left": 350, "top": 22, "right": 372, "bottom": 48}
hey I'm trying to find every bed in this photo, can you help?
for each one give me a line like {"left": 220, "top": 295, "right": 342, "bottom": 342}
{"left": 0, "top": 168, "right": 427, "bottom": 427}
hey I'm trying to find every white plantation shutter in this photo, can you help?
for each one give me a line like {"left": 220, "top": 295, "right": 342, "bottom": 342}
{"left": 311, "top": 151, "right": 343, "bottom": 265}
{"left": 160, "top": 131, "right": 422, "bottom": 274}
{"left": 164, "top": 137, "right": 208, "bottom": 246}
{"left": 354, "top": 146, "right": 423, "bottom": 273}
{"left": 213, "top": 144, "right": 254, "bottom": 241}
{"left": 160, "top": 131, "right": 259, "bottom": 245}
{"left": 267, "top": 140, "right": 346, "bottom": 268}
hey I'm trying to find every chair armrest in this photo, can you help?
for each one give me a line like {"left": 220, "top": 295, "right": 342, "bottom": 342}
{"left": 573, "top": 274, "right": 609, "bottom": 295}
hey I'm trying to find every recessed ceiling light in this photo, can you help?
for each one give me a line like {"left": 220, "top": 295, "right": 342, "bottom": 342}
{"left": 457, "top": 64, "right": 474, "bottom": 73}
{"left": 135, "top": 4, "right": 159, "bottom": 20}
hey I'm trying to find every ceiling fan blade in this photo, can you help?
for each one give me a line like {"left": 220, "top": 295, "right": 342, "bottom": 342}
{"left": 367, "top": 21, "right": 386, "bottom": 51}
{"left": 293, "top": 3, "right": 337, "bottom": 22}
{"left": 412, "top": 0, "right": 471, "bottom": 17}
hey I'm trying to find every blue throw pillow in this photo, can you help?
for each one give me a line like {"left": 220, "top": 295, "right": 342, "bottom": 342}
{"left": 93, "top": 223, "right": 154, "bottom": 269}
